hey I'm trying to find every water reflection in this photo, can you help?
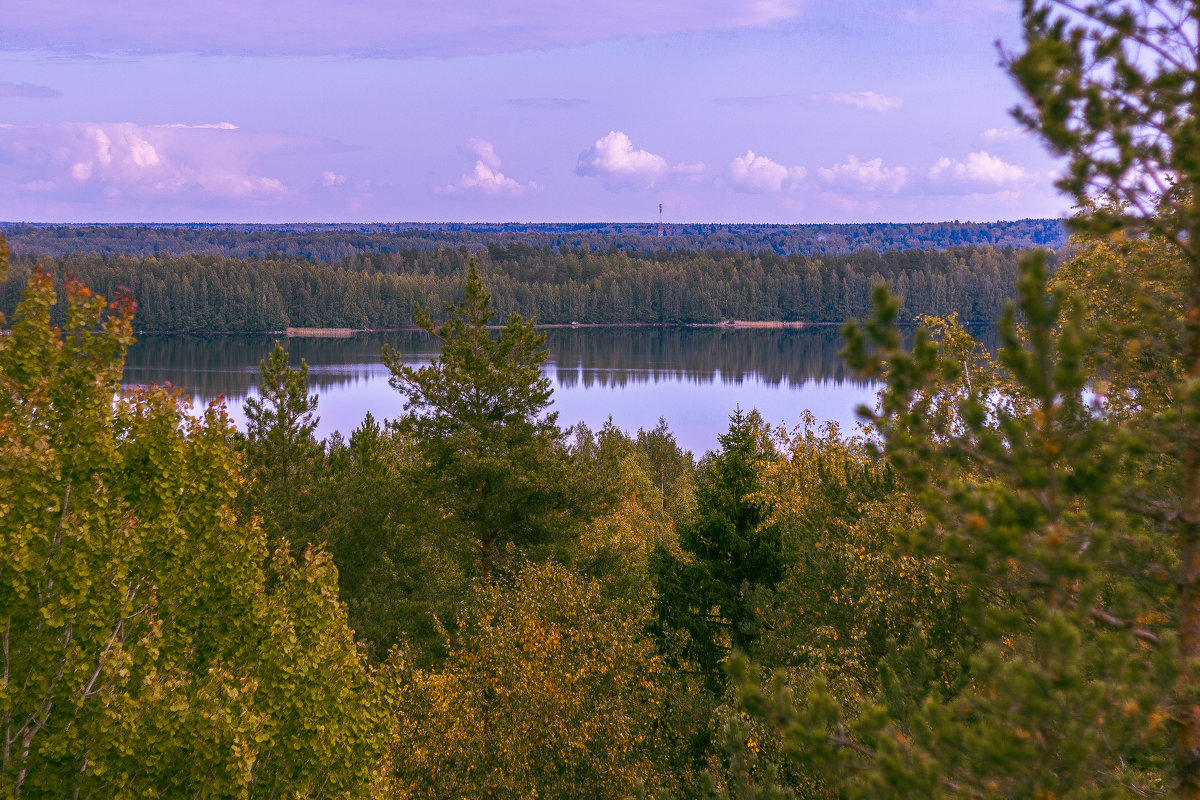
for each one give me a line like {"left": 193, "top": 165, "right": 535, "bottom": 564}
{"left": 121, "top": 327, "right": 968, "bottom": 454}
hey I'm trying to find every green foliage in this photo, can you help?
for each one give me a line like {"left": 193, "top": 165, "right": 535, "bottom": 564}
{"left": 652, "top": 409, "right": 783, "bottom": 690}
{"left": 753, "top": 415, "right": 966, "bottom": 705}
{"left": 385, "top": 260, "right": 574, "bottom": 581}
{"left": 638, "top": 417, "right": 699, "bottom": 521}
{"left": 568, "top": 419, "right": 696, "bottom": 605}
{"left": 240, "top": 339, "right": 324, "bottom": 548}
{"left": 321, "top": 413, "right": 471, "bottom": 664}
{"left": 699, "top": 414, "right": 967, "bottom": 799}
{"left": 0, "top": 242, "right": 1041, "bottom": 330}
{"left": 386, "top": 562, "right": 703, "bottom": 800}
{"left": 0, "top": 261, "right": 397, "bottom": 797}
{"left": 1006, "top": 1, "right": 1200, "bottom": 240}
{"left": 2, "top": 219, "right": 1068, "bottom": 261}
{"left": 1052, "top": 224, "right": 1188, "bottom": 418}
{"left": 1007, "top": 3, "right": 1200, "bottom": 793}
{"left": 245, "top": 340, "right": 320, "bottom": 452}
{"left": 734, "top": 255, "right": 1174, "bottom": 797}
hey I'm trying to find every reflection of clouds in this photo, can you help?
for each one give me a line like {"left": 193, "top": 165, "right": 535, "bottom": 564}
{"left": 551, "top": 366, "right": 869, "bottom": 390}
{"left": 551, "top": 375, "right": 879, "bottom": 456}
{"left": 121, "top": 327, "right": 995, "bottom": 454}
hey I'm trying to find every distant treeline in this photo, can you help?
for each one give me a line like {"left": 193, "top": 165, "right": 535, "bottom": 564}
{"left": 2, "top": 244, "right": 1043, "bottom": 332}
{"left": 122, "top": 326, "right": 906, "bottom": 401}
{"left": 0, "top": 218, "right": 1067, "bottom": 260}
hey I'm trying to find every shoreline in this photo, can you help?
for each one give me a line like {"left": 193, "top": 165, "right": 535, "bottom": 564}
{"left": 130, "top": 320, "right": 859, "bottom": 336}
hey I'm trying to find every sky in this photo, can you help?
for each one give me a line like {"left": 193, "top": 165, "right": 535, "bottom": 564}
{"left": 0, "top": 0, "right": 1071, "bottom": 224}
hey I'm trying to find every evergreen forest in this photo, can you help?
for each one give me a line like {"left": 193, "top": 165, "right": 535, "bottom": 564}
{"left": 5, "top": 2, "right": 1200, "bottom": 798}
{"left": 0, "top": 244, "right": 1038, "bottom": 331}
{"left": 0, "top": 218, "right": 1067, "bottom": 260}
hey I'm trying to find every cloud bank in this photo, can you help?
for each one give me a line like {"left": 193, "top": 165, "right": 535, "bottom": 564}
{"left": 576, "top": 131, "right": 704, "bottom": 189}
{"left": 727, "top": 150, "right": 806, "bottom": 193}
{"left": 807, "top": 91, "right": 902, "bottom": 112}
{"left": 818, "top": 155, "right": 908, "bottom": 193}
{"left": 715, "top": 90, "right": 903, "bottom": 112}
{"left": 3, "top": 0, "right": 805, "bottom": 58}
{"left": 928, "top": 151, "right": 1030, "bottom": 187}
{"left": 0, "top": 122, "right": 295, "bottom": 203}
{"left": 440, "top": 138, "right": 536, "bottom": 197}
{"left": 978, "top": 126, "right": 1029, "bottom": 145}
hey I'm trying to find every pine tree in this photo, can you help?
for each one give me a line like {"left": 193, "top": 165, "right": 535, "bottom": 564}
{"left": 1006, "top": 2, "right": 1200, "bottom": 792}
{"left": 384, "top": 260, "right": 571, "bottom": 581}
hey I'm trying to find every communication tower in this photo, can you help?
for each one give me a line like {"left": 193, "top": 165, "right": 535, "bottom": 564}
{"left": 658, "top": 203, "right": 664, "bottom": 237}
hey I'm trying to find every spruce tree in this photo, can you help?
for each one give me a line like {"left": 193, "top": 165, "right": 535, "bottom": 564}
{"left": 241, "top": 340, "right": 323, "bottom": 548}
{"left": 651, "top": 409, "right": 783, "bottom": 690}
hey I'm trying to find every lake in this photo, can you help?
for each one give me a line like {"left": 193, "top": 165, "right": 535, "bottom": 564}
{"left": 122, "top": 326, "right": 881, "bottom": 456}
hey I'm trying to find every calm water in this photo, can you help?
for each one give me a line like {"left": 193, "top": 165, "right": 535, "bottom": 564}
{"left": 122, "top": 327, "right": 880, "bottom": 456}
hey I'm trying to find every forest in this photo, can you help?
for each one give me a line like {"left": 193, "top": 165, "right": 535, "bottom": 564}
{"left": 0, "top": 218, "right": 1067, "bottom": 260}
{"left": 4, "top": 2, "right": 1200, "bottom": 798}
{"left": 0, "top": 244, "right": 1038, "bottom": 331}
{"left": 0, "top": 218, "right": 1190, "bottom": 797}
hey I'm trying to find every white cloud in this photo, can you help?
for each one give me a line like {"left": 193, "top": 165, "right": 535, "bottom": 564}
{"left": 463, "top": 138, "right": 502, "bottom": 171}
{"left": 929, "top": 151, "right": 1031, "bottom": 186}
{"left": 727, "top": 150, "right": 806, "bottom": 193}
{"left": 893, "top": 0, "right": 1009, "bottom": 25}
{"left": 979, "top": 126, "right": 1029, "bottom": 145}
{"left": 577, "top": 132, "right": 668, "bottom": 186}
{"left": 817, "top": 155, "right": 908, "bottom": 193}
{"left": 808, "top": 91, "right": 902, "bottom": 112}
{"left": 439, "top": 139, "right": 536, "bottom": 197}
{"left": 155, "top": 122, "right": 239, "bottom": 130}
{"left": 576, "top": 131, "right": 704, "bottom": 189}
{"left": 0, "top": 121, "right": 287, "bottom": 200}
{"left": 714, "top": 90, "right": 902, "bottom": 112}
{"left": 320, "top": 170, "right": 346, "bottom": 187}
{"left": 3, "top": 0, "right": 806, "bottom": 58}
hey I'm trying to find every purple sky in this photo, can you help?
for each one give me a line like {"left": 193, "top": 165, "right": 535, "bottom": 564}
{"left": 0, "top": 0, "right": 1069, "bottom": 224}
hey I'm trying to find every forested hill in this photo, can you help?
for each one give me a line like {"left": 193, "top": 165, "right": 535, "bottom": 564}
{"left": 0, "top": 218, "right": 1066, "bottom": 260}
{"left": 2, "top": 244, "right": 1041, "bottom": 332}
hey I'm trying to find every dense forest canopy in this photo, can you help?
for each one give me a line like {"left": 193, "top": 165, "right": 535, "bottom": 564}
{"left": 0, "top": 218, "right": 1067, "bottom": 260}
{"left": 0, "top": 243, "right": 1044, "bottom": 331}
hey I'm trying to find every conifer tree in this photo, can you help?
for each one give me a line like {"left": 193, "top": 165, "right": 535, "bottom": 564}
{"left": 725, "top": 6, "right": 1200, "bottom": 795}
{"left": 385, "top": 260, "right": 571, "bottom": 581}
{"left": 241, "top": 340, "right": 323, "bottom": 547}
{"left": 651, "top": 409, "right": 783, "bottom": 690}
{"left": 1006, "top": 2, "right": 1200, "bottom": 792}
{"left": 733, "top": 256, "right": 1176, "bottom": 797}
